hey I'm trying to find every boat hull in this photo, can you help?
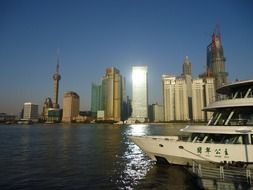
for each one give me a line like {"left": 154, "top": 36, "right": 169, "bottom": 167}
{"left": 130, "top": 135, "right": 253, "bottom": 167}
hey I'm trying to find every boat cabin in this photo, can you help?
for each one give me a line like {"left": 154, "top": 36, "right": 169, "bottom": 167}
{"left": 204, "top": 80, "right": 253, "bottom": 126}
{"left": 186, "top": 133, "right": 253, "bottom": 145}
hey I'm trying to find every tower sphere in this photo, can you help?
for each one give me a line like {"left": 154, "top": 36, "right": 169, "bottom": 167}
{"left": 53, "top": 73, "right": 61, "bottom": 81}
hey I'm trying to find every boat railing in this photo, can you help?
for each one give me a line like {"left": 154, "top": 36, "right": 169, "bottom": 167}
{"left": 191, "top": 160, "right": 253, "bottom": 185}
{"left": 229, "top": 119, "right": 248, "bottom": 126}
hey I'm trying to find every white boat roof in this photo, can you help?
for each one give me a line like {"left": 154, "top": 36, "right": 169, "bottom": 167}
{"left": 203, "top": 97, "right": 253, "bottom": 111}
{"left": 180, "top": 125, "right": 253, "bottom": 134}
{"left": 217, "top": 79, "right": 253, "bottom": 95}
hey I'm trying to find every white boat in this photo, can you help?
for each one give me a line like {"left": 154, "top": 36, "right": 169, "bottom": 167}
{"left": 130, "top": 79, "right": 253, "bottom": 167}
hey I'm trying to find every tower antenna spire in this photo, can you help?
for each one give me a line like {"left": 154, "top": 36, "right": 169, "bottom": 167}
{"left": 56, "top": 48, "right": 60, "bottom": 74}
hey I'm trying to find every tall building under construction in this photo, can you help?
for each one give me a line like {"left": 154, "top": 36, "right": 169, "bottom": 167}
{"left": 207, "top": 26, "right": 228, "bottom": 89}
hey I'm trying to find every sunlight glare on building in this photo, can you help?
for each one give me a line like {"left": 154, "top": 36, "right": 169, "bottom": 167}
{"left": 130, "top": 66, "right": 148, "bottom": 123}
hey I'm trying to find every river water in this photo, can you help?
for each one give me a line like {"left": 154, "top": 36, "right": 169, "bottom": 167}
{"left": 0, "top": 123, "right": 248, "bottom": 190}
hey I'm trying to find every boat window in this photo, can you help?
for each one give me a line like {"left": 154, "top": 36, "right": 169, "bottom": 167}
{"left": 196, "top": 134, "right": 205, "bottom": 143}
{"left": 228, "top": 136, "right": 238, "bottom": 144}
{"left": 233, "top": 87, "right": 249, "bottom": 99}
{"left": 222, "top": 135, "right": 236, "bottom": 144}
{"left": 205, "top": 134, "right": 224, "bottom": 143}
{"left": 230, "top": 107, "right": 253, "bottom": 126}
{"left": 204, "top": 134, "right": 247, "bottom": 144}
{"left": 190, "top": 133, "right": 205, "bottom": 143}
{"left": 243, "top": 135, "right": 249, "bottom": 144}
{"left": 209, "top": 112, "right": 219, "bottom": 125}
{"left": 189, "top": 133, "right": 197, "bottom": 142}
{"left": 205, "top": 135, "right": 214, "bottom": 143}
{"left": 249, "top": 88, "right": 253, "bottom": 98}
{"left": 223, "top": 135, "right": 243, "bottom": 144}
{"left": 179, "top": 135, "right": 190, "bottom": 141}
{"left": 229, "top": 87, "right": 253, "bottom": 99}
{"left": 236, "top": 136, "right": 243, "bottom": 144}
{"left": 202, "top": 136, "right": 208, "bottom": 143}
{"left": 214, "top": 109, "right": 231, "bottom": 126}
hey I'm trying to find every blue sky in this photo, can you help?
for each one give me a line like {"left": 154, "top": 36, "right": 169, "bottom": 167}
{"left": 1, "top": 0, "right": 253, "bottom": 114}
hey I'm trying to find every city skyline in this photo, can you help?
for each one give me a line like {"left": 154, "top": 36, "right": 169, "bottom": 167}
{"left": 1, "top": 0, "right": 253, "bottom": 114}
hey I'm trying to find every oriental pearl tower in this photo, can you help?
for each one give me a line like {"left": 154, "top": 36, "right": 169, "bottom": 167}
{"left": 53, "top": 56, "right": 61, "bottom": 108}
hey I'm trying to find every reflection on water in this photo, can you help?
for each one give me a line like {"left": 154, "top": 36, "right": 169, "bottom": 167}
{"left": 116, "top": 140, "right": 153, "bottom": 189}
{"left": 128, "top": 124, "right": 149, "bottom": 136}
{"left": 0, "top": 123, "right": 250, "bottom": 190}
{"left": 109, "top": 124, "right": 154, "bottom": 189}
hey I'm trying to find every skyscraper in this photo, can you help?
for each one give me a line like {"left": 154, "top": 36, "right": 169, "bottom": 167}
{"left": 182, "top": 56, "right": 193, "bottom": 120}
{"left": 131, "top": 66, "right": 148, "bottom": 122}
{"left": 149, "top": 103, "right": 164, "bottom": 122}
{"left": 23, "top": 102, "right": 39, "bottom": 122}
{"left": 53, "top": 57, "right": 61, "bottom": 108}
{"left": 101, "top": 67, "right": 122, "bottom": 121}
{"left": 162, "top": 75, "right": 190, "bottom": 121}
{"left": 162, "top": 75, "right": 176, "bottom": 121}
{"left": 192, "top": 77, "right": 216, "bottom": 121}
{"left": 207, "top": 26, "right": 228, "bottom": 89}
{"left": 192, "top": 79, "right": 205, "bottom": 121}
{"left": 62, "top": 91, "right": 80, "bottom": 122}
{"left": 121, "top": 76, "right": 129, "bottom": 121}
{"left": 91, "top": 83, "right": 102, "bottom": 116}
{"left": 175, "top": 78, "right": 189, "bottom": 121}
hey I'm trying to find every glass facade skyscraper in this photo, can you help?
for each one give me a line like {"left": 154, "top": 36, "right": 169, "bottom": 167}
{"left": 131, "top": 66, "right": 148, "bottom": 122}
{"left": 91, "top": 83, "right": 102, "bottom": 116}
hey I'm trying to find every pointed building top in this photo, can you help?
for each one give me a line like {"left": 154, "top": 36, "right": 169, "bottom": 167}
{"left": 184, "top": 56, "right": 191, "bottom": 65}
{"left": 214, "top": 24, "right": 221, "bottom": 37}
{"left": 183, "top": 56, "right": 192, "bottom": 76}
{"left": 212, "top": 25, "right": 222, "bottom": 48}
{"left": 53, "top": 49, "right": 61, "bottom": 81}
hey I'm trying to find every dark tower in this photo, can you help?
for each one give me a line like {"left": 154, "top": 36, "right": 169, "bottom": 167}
{"left": 53, "top": 55, "right": 61, "bottom": 108}
{"left": 206, "top": 26, "right": 228, "bottom": 89}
